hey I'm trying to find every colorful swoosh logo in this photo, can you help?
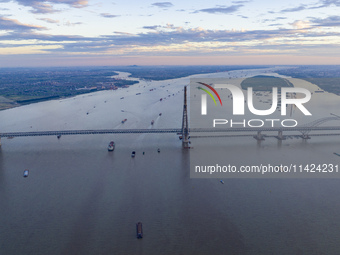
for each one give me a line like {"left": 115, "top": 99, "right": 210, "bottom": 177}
{"left": 197, "top": 82, "right": 223, "bottom": 106}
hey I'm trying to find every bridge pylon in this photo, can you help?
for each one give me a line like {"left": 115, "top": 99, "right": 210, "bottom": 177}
{"left": 181, "top": 86, "right": 190, "bottom": 148}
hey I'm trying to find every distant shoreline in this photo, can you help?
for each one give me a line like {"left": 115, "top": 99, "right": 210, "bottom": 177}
{"left": 1, "top": 65, "right": 339, "bottom": 111}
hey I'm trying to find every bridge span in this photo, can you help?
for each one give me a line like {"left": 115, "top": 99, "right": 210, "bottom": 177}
{"left": 1, "top": 125, "right": 340, "bottom": 144}
{"left": 1, "top": 86, "right": 340, "bottom": 147}
{"left": 2, "top": 126, "right": 340, "bottom": 138}
{"left": 0, "top": 128, "right": 182, "bottom": 138}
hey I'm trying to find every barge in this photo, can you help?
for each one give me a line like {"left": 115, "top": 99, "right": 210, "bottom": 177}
{"left": 136, "top": 222, "right": 143, "bottom": 239}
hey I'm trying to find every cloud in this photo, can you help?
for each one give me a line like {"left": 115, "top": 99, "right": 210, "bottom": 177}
{"left": 290, "top": 20, "right": 310, "bottom": 29}
{"left": 310, "top": 16, "right": 340, "bottom": 27}
{"left": 232, "top": 0, "right": 251, "bottom": 3}
{"left": 280, "top": 5, "right": 306, "bottom": 13}
{"left": 196, "top": 5, "right": 243, "bottom": 14}
{"left": 270, "top": 17, "right": 287, "bottom": 21}
{"left": 277, "top": 0, "right": 340, "bottom": 13}
{"left": 0, "top": 16, "right": 46, "bottom": 31}
{"left": 1, "top": 19, "right": 340, "bottom": 58}
{"left": 30, "top": 2, "right": 59, "bottom": 14}
{"left": 3, "top": 23, "right": 338, "bottom": 48}
{"left": 151, "top": 2, "right": 173, "bottom": 8}
{"left": 143, "top": 25, "right": 161, "bottom": 30}
{"left": 100, "top": 13, "right": 120, "bottom": 18}
{"left": 103, "top": 25, "right": 333, "bottom": 47}
{"left": 0, "top": 31, "right": 91, "bottom": 42}
{"left": 63, "top": 21, "right": 83, "bottom": 26}
{"left": 113, "top": 31, "right": 134, "bottom": 35}
{"left": 310, "top": 0, "right": 340, "bottom": 9}
{"left": 9, "top": 0, "right": 88, "bottom": 14}
{"left": 268, "top": 23, "right": 283, "bottom": 27}
{"left": 37, "top": 18, "right": 59, "bottom": 24}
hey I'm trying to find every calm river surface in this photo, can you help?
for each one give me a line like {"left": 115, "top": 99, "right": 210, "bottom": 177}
{"left": 1, "top": 70, "right": 340, "bottom": 254}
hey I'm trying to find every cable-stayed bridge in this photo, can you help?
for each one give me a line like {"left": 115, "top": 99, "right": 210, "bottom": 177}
{"left": 1, "top": 86, "right": 340, "bottom": 147}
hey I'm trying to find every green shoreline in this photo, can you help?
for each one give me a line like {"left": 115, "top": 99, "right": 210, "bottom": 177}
{"left": 0, "top": 88, "right": 123, "bottom": 111}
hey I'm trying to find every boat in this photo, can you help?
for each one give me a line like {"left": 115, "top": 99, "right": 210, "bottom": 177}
{"left": 23, "top": 169, "right": 29, "bottom": 177}
{"left": 57, "top": 135, "right": 61, "bottom": 139}
{"left": 122, "top": 119, "right": 127, "bottom": 124}
{"left": 108, "top": 141, "right": 115, "bottom": 151}
{"left": 159, "top": 113, "right": 162, "bottom": 116}
{"left": 157, "top": 148, "right": 160, "bottom": 153}
{"left": 220, "top": 180, "right": 224, "bottom": 184}
{"left": 136, "top": 222, "right": 143, "bottom": 239}
{"left": 131, "top": 151, "right": 136, "bottom": 157}
{"left": 151, "top": 120, "right": 154, "bottom": 125}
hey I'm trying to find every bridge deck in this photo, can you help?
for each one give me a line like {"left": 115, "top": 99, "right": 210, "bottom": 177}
{"left": 1, "top": 126, "right": 340, "bottom": 138}
{"left": 0, "top": 129, "right": 182, "bottom": 137}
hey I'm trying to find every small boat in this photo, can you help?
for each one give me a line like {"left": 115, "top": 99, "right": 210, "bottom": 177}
{"left": 108, "top": 141, "right": 115, "bottom": 151}
{"left": 131, "top": 151, "right": 136, "bottom": 157}
{"left": 220, "top": 180, "right": 224, "bottom": 184}
{"left": 122, "top": 119, "right": 127, "bottom": 124}
{"left": 23, "top": 169, "right": 29, "bottom": 178}
{"left": 151, "top": 120, "right": 154, "bottom": 125}
{"left": 159, "top": 113, "right": 162, "bottom": 116}
{"left": 157, "top": 148, "right": 160, "bottom": 153}
{"left": 136, "top": 222, "right": 143, "bottom": 239}
{"left": 57, "top": 135, "right": 61, "bottom": 139}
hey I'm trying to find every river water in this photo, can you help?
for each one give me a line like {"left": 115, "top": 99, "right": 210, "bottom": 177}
{"left": 1, "top": 69, "right": 340, "bottom": 254}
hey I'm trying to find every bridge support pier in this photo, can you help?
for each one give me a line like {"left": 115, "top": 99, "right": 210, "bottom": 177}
{"left": 275, "top": 130, "right": 286, "bottom": 140}
{"left": 253, "top": 131, "right": 265, "bottom": 141}
{"left": 300, "top": 134, "right": 311, "bottom": 140}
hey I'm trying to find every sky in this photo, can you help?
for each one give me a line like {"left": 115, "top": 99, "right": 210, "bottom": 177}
{"left": 0, "top": 0, "right": 340, "bottom": 67}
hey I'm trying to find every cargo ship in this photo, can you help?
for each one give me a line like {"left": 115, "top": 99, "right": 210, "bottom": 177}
{"left": 136, "top": 222, "right": 143, "bottom": 238}
{"left": 108, "top": 141, "right": 115, "bottom": 151}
